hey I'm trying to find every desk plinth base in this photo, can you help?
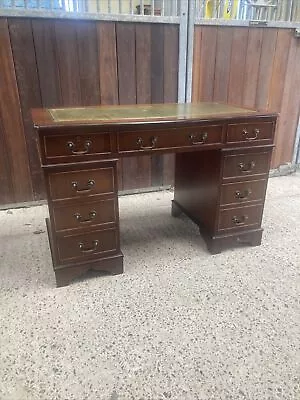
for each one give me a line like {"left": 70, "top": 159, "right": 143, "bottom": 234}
{"left": 46, "top": 219, "right": 124, "bottom": 287}
{"left": 171, "top": 200, "right": 263, "bottom": 254}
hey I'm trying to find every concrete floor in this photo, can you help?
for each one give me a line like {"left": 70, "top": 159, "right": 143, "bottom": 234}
{"left": 0, "top": 173, "right": 299, "bottom": 400}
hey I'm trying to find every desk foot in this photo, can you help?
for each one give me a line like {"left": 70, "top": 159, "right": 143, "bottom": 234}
{"left": 54, "top": 254, "right": 124, "bottom": 288}
{"left": 201, "top": 228, "right": 263, "bottom": 255}
{"left": 171, "top": 200, "right": 182, "bottom": 217}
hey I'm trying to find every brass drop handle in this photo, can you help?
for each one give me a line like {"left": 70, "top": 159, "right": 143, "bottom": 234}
{"left": 242, "top": 128, "right": 259, "bottom": 141}
{"left": 137, "top": 136, "right": 158, "bottom": 150}
{"left": 235, "top": 189, "right": 252, "bottom": 200}
{"left": 67, "top": 140, "right": 92, "bottom": 155}
{"left": 232, "top": 215, "right": 248, "bottom": 225}
{"left": 238, "top": 161, "right": 256, "bottom": 173}
{"left": 79, "top": 239, "right": 99, "bottom": 253}
{"left": 72, "top": 179, "right": 95, "bottom": 193}
{"left": 189, "top": 132, "right": 208, "bottom": 145}
{"left": 74, "top": 210, "right": 97, "bottom": 223}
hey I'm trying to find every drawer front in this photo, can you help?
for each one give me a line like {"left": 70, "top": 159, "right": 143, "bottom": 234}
{"left": 223, "top": 152, "right": 271, "bottom": 179}
{"left": 227, "top": 121, "right": 274, "bottom": 145}
{"left": 220, "top": 179, "right": 267, "bottom": 206}
{"left": 48, "top": 167, "right": 115, "bottom": 201}
{"left": 52, "top": 198, "right": 117, "bottom": 231}
{"left": 43, "top": 132, "right": 112, "bottom": 162}
{"left": 218, "top": 205, "right": 263, "bottom": 231}
{"left": 57, "top": 228, "right": 118, "bottom": 263}
{"left": 118, "top": 125, "right": 223, "bottom": 153}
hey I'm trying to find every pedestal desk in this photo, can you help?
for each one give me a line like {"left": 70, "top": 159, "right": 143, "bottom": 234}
{"left": 32, "top": 103, "right": 277, "bottom": 287}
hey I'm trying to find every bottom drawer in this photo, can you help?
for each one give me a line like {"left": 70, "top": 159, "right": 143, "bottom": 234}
{"left": 218, "top": 204, "right": 263, "bottom": 231}
{"left": 57, "top": 228, "right": 118, "bottom": 263}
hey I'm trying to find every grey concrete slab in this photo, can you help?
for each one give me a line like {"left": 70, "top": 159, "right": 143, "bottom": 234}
{"left": 0, "top": 173, "right": 299, "bottom": 400}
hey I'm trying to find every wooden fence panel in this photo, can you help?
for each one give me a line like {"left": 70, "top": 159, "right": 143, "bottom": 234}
{"left": 0, "top": 19, "right": 32, "bottom": 203}
{"left": 192, "top": 25, "right": 300, "bottom": 169}
{"left": 0, "top": 17, "right": 179, "bottom": 205}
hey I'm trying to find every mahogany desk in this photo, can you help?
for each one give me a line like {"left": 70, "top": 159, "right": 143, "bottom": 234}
{"left": 32, "top": 103, "right": 277, "bottom": 287}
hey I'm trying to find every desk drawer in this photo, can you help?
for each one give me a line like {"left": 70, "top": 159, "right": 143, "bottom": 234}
{"left": 220, "top": 179, "right": 267, "bottom": 206}
{"left": 52, "top": 198, "right": 117, "bottom": 231}
{"left": 118, "top": 125, "right": 223, "bottom": 153}
{"left": 218, "top": 204, "right": 263, "bottom": 231}
{"left": 48, "top": 167, "right": 115, "bottom": 201}
{"left": 57, "top": 228, "right": 118, "bottom": 263}
{"left": 227, "top": 121, "right": 274, "bottom": 145}
{"left": 43, "top": 132, "right": 112, "bottom": 162}
{"left": 223, "top": 152, "right": 271, "bottom": 179}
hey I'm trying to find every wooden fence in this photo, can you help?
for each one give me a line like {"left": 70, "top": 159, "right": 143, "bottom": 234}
{"left": 0, "top": 17, "right": 178, "bottom": 205}
{"left": 192, "top": 25, "right": 300, "bottom": 169}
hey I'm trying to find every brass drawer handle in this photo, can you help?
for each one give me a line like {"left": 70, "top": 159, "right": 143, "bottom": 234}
{"left": 232, "top": 215, "right": 248, "bottom": 225}
{"left": 74, "top": 210, "right": 97, "bottom": 223}
{"left": 238, "top": 161, "right": 256, "bottom": 173}
{"left": 72, "top": 179, "right": 95, "bottom": 193}
{"left": 67, "top": 140, "right": 92, "bottom": 155}
{"left": 242, "top": 128, "right": 259, "bottom": 141}
{"left": 189, "top": 132, "right": 208, "bottom": 145}
{"left": 137, "top": 136, "right": 158, "bottom": 150}
{"left": 235, "top": 189, "right": 252, "bottom": 200}
{"left": 79, "top": 239, "right": 99, "bottom": 253}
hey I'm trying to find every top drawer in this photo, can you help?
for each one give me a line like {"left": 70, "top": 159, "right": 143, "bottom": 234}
{"left": 226, "top": 121, "right": 274, "bottom": 146}
{"left": 118, "top": 125, "right": 223, "bottom": 154}
{"left": 42, "top": 132, "right": 114, "bottom": 163}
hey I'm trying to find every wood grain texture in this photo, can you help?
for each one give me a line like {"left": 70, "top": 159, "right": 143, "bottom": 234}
{"left": 199, "top": 27, "right": 217, "bottom": 102}
{"left": 0, "top": 111, "right": 14, "bottom": 204}
{"left": 151, "top": 24, "right": 165, "bottom": 186}
{"left": 135, "top": 24, "right": 152, "bottom": 188}
{"left": 8, "top": 18, "right": 45, "bottom": 200}
{"left": 55, "top": 20, "right": 81, "bottom": 106}
{"left": 32, "top": 19, "right": 61, "bottom": 107}
{"left": 76, "top": 21, "right": 100, "bottom": 106}
{"left": 116, "top": 23, "right": 137, "bottom": 190}
{"left": 272, "top": 37, "right": 300, "bottom": 167}
{"left": 98, "top": 22, "right": 119, "bottom": 106}
{"left": 0, "top": 18, "right": 32, "bottom": 202}
{"left": 192, "top": 26, "right": 202, "bottom": 103}
{"left": 213, "top": 27, "right": 233, "bottom": 102}
{"left": 163, "top": 24, "right": 179, "bottom": 186}
{"left": 242, "top": 28, "right": 263, "bottom": 108}
{"left": 228, "top": 28, "right": 249, "bottom": 105}
{"left": 255, "top": 29, "right": 277, "bottom": 110}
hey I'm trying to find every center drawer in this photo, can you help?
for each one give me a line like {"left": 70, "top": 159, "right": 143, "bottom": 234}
{"left": 52, "top": 198, "right": 117, "bottom": 232}
{"left": 220, "top": 179, "right": 267, "bottom": 206}
{"left": 118, "top": 125, "right": 223, "bottom": 153}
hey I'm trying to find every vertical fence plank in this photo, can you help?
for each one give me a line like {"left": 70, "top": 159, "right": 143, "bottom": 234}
{"left": 136, "top": 23, "right": 152, "bottom": 188}
{"left": 8, "top": 18, "right": 46, "bottom": 201}
{"left": 213, "top": 27, "right": 233, "bottom": 102}
{"left": 242, "top": 28, "right": 263, "bottom": 108}
{"left": 198, "top": 27, "right": 217, "bottom": 101}
{"left": 116, "top": 23, "right": 137, "bottom": 191}
{"left": 151, "top": 24, "right": 165, "bottom": 187}
{"left": 272, "top": 37, "right": 300, "bottom": 167}
{"left": 97, "top": 22, "right": 120, "bottom": 187}
{"left": 228, "top": 27, "right": 249, "bottom": 105}
{"left": 163, "top": 24, "right": 179, "bottom": 186}
{"left": 268, "top": 29, "right": 292, "bottom": 111}
{"left": 32, "top": 19, "right": 61, "bottom": 108}
{"left": 0, "top": 19, "right": 32, "bottom": 202}
{"left": 97, "top": 22, "right": 119, "bottom": 106}
{"left": 255, "top": 29, "right": 277, "bottom": 110}
{"left": 191, "top": 26, "right": 202, "bottom": 102}
{"left": 76, "top": 21, "right": 100, "bottom": 106}
{"left": 0, "top": 111, "right": 14, "bottom": 204}
{"left": 55, "top": 20, "right": 82, "bottom": 106}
